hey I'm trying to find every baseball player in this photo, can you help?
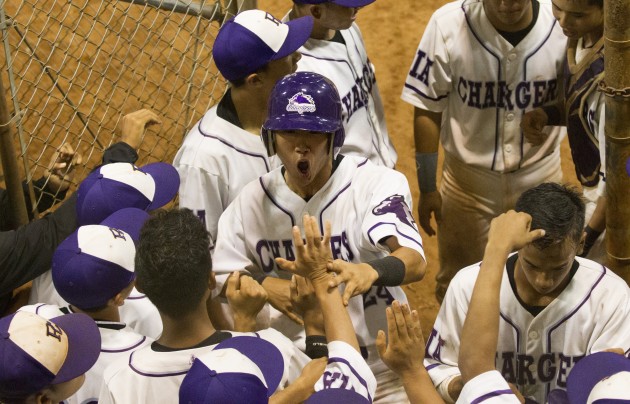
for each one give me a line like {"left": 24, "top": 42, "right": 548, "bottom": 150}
{"left": 521, "top": 0, "right": 606, "bottom": 261}
{"left": 98, "top": 209, "right": 310, "bottom": 403}
{"left": 423, "top": 183, "right": 630, "bottom": 403}
{"left": 0, "top": 310, "right": 101, "bottom": 403}
{"left": 20, "top": 207, "right": 153, "bottom": 403}
{"left": 285, "top": 0, "right": 397, "bottom": 168}
{"left": 28, "top": 109, "right": 169, "bottom": 339}
{"left": 173, "top": 9, "right": 313, "bottom": 250}
{"left": 212, "top": 72, "right": 426, "bottom": 403}
{"left": 402, "top": 0, "right": 567, "bottom": 301}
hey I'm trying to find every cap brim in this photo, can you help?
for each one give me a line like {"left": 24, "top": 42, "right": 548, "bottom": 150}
{"left": 99, "top": 207, "right": 150, "bottom": 243}
{"left": 213, "top": 336, "right": 284, "bottom": 396}
{"left": 272, "top": 16, "right": 314, "bottom": 61}
{"left": 306, "top": 388, "right": 371, "bottom": 403}
{"left": 567, "top": 352, "right": 630, "bottom": 404}
{"left": 50, "top": 313, "right": 101, "bottom": 385}
{"left": 140, "top": 162, "right": 180, "bottom": 210}
{"left": 333, "top": 0, "right": 376, "bottom": 6}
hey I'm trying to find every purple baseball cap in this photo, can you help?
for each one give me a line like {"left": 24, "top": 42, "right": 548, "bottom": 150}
{"left": 179, "top": 336, "right": 285, "bottom": 403}
{"left": 567, "top": 352, "right": 630, "bottom": 403}
{"left": 306, "top": 388, "right": 371, "bottom": 403}
{"left": 0, "top": 311, "right": 100, "bottom": 400}
{"left": 294, "top": 0, "right": 376, "bottom": 7}
{"left": 76, "top": 162, "right": 179, "bottom": 226}
{"left": 212, "top": 9, "right": 313, "bottom": 82}
{"left": 52, "top": 208, "right": 150, "bottom": 310}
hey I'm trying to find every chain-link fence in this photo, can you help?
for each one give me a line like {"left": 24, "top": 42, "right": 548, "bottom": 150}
{"left": 0, "top": 0, "right": 252, "bottom": 221}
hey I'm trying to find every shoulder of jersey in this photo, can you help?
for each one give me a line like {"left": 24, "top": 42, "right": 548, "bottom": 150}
{"left": 575, "top": 256, "right": 630, "bottom": 289}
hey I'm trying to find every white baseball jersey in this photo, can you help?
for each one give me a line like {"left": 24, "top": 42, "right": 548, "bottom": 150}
{"left": 424, "top": 255, "right": 630, "bottom": 403}
{"left": 456, "top": 370, "right": 520, "bottom": 404}
{"left": 213, "top": 155, "right": 425, "bottom": 371}
{"left": 98, "top": 327, "right": 310, "bottom": 403}
{"left": 28, "top": 272, "right": 162, "bottom": 339}
{"left": 19, "top": 303, "right": 152, "bottom": 404}
{"left": 313, "top": 340, "right": 377, "bottom": 402}
{"left": 174, "top": 91, "right": 279, "bottom": 248}
{"left": 286, "top": 14, "right": 397, "bottom": 168}
{"left": 401, "top": 0, "right": 566, "bottom": 172}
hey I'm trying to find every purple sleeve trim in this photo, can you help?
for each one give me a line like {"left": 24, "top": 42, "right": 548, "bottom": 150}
{"left": 403, "top": 83, "right": 449, "bottom": 102}
{"left": 366, "top": 221, "right": 423, "bottom": 250}
{"left": 470, "top": 389, "right": 515, "bottom": 404}
{"left": 327, "top": 357, "right": 372, "bottom": 402}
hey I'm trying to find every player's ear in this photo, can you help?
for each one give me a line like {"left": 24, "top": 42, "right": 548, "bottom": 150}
{"left": 244, "top": 72, "right": 263, "bottom": 88}
{"left": 310, "top": 4, "right": 324, "bottom": 20}
{"left": 208, "top": 270, "right": 216, "bottom": 291}
{"left": 33, "top": 390, "right": 54, "bottom": 404}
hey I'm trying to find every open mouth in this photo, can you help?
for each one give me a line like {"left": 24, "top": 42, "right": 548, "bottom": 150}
{"left": 297, "top": 161, "right": 310, "bottom": 176}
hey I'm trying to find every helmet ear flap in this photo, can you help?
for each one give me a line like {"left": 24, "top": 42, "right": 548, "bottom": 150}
{"left": 261, "top": 128, "right": 276, "bottom": 157}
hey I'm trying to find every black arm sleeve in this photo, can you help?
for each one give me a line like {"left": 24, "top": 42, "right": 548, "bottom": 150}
{"left": 0, "top": 192, "right": 78, "bottom": 296}
{"left": 101, "top": 142, "right": 138, "bottom": 165}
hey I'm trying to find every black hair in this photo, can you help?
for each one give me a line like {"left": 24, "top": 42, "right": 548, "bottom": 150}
{"left": 134, "top": 208, "right": 212, "bottom": 317}
{"left": 515, "top": 182, "right": 585, "bottom": 249}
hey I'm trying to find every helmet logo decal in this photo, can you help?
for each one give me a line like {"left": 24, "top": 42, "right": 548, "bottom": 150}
{"left": 286, "top": 92, "right": 316, "bottom": 115}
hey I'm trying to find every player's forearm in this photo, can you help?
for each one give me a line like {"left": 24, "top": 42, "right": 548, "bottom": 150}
{"left": 390, "top": 247, "right": 426, "bottom": 284}
{"left": 414, "top": 108, "right": 441, "bottom": 154}
{"left": 402, "top": 368, "right": 445, "bottom": 404}
{"left": 312, "top": 276, "right": 361, "bottom": 352}
{"left": 269, "top": 370, "right": 316, "bottom": 404}
{"left": 459, "top": 245, "right": 509, "bottom": 382}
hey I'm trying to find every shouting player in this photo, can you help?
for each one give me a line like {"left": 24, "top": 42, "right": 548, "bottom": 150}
{"left": 423, "top": 183, "right": 630, "bottom": 402}
{"left": 285, "top": 0, "right": 397, "bottom": 168}
{"left": 213, "top": 71, "right": 426, "bottom": 402}
{"left": 402, "top": 0, "right": 567, "bottom": 301}
{"left": 174, "top": 9, "right": 313, "bottom": 249}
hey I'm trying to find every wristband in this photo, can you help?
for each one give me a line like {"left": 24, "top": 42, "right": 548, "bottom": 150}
{"left": 305, "top": 335, "right": 328, "bottom": 359}
{"left": 369, "top": 256, "right": 405, "bottom": 286}
{"left": 416, "top": 152, "right": 438, "bottom": 193}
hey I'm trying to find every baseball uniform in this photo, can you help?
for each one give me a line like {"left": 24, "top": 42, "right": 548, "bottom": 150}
{"left": 173, "top": 90, "right": 279, "bottom": 248}
{"left": 424, "top": 254, "right": 630, "bottom": 403}
{"left": 98, "top": 327, "right": 310, "bottom": 403}
{"left": 401, "top": 0, "right": 566, "bottom": 291}
{"left": 28, "top": 277, "right": 162, "bottom": 339}
{"left": 285, "top": 13, "right": 397, "bottom": 168}
{"left": 213, "top": 154, "right": 425, "bottom": 401}
{"left": 312, "top": 340, "right": 377, "bottom": 402}
{"left": 19, "top": 303, "right": 152, "bottom": 404}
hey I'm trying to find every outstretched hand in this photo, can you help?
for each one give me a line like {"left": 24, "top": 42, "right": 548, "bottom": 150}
{"left": 275, "top": 215, "right": 333, "bottom": 287}
{"left": 45, "top": 143, "right": 83, "bottom": 193}
{"left": 120, "top": 109, "right": 162, "bottom": 149}
{"left": 376, "top": 300, "right": 425, "bottom": 377}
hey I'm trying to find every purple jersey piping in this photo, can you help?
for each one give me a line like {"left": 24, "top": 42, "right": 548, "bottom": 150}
{"left": 128, "top": 350, "right": 190, "bottom": 377}
{"left": 102, "top": 336, "right": 147, "bottom": 353}
{"left": 198, "top": 121, "right": 270, "bottom": 172}
{"left": 327, "top": 357, "right": 372, "bottom": 402}
{"left": 470, "top": 389, "right": 516, "bottom": 404}
{"left": 318, "top": 180, "right": 353, "bottom": 231}
{"left": 259, "top": 177, "right": 296, "bottom": 227}
{"left": 366, "top": 222, "right": 424, "bottom": 250}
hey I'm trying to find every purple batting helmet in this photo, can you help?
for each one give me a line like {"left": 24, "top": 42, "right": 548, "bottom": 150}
{"left": 261, "top": 71, "right": 345, "bottom": 157}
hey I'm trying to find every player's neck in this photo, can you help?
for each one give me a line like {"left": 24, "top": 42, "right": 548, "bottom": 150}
{"left": 284, "top": 160, "right": 333, "bottom": 200}
{"left": 581, "top": 27, "right": 603, "bottom": 49}
{"left": 69, "top": 304, "right": 120, "bottom": 322}
{"left": 231, "top": 87, "right": 268, "bottom": 135}
{"left": 310, "top": 24, "right": 336, "bottom": 41}
{"left": 156, "top": 306, "right": 216, "bottom": 349}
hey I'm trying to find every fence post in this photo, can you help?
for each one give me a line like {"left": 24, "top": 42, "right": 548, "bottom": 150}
{"left": 0, "top": 71, "right": 28, "bottom": 229}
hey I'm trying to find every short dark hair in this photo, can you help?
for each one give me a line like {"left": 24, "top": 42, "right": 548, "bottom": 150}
{"left": 515, "top": 182, "right": 585, "bottom": 249}
{"left": 228, "top": 64, "right": 269, "bottom": 88}
{"left": 135, "top": 208, "right": 212, "bottom": 317}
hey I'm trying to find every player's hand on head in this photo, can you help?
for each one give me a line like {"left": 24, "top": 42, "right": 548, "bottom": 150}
{"left": 120, "top": 108, "right": 162, "bottom": 149}
{"left": 45, "top": 143, "right": 83, "bottom": 193}
{"left": 226, "top": 271, "right": 268, "bottom": 329}
{"left": 487, "top": 210, "right": 545, "bottom": 254}
{"left": 521, "top": 108, "right": 549, "bottom": 146}
{"left": 327, "top": 260, "right": 378, "bottom": 306}
{"left": 418, "top": 191, "right": 442, "bottom": 236}
{"left": 290, "top": 275, "right": 324, "bottom": 336}
{"left": 275, "top": 215, "right": 333, "bottom": 286}
{"left": 376, "top": 300, "right": 425, "bottom": 377}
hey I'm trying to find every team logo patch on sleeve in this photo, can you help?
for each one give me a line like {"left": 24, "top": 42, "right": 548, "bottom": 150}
{"left": 286, "top": 92, "right": 316, "bottom": 115}
{"left": 372, "top": 194, "right": 417, "bottom": 230}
